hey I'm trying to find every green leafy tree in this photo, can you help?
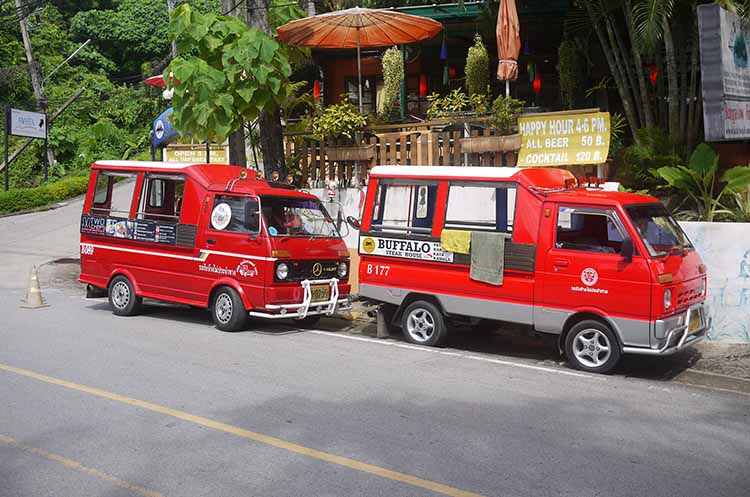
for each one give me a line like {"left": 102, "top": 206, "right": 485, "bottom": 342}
{"left": 166, "top": 4, "right": 292, "bottom": 143}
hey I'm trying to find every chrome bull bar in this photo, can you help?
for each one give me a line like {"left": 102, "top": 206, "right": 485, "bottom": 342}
{"left": 623, "top": 304, "right": 710, "bottom": 356}
{"left": 248, "top": 278, "right": 351, "bottom": 320}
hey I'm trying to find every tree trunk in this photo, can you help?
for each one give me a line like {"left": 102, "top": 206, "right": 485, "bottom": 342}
{"left": 15, "top": 0, "right": 55, "bottom": 168}
{"left": 608, "top": 14, "right": 644, "bottom": 126}
{"left": 221, "top": 0, "right": 247, "bottom": 166}
{"left": 246, "top": 0, "right": 285, "bottom": 178}
{"left": 623, "top": 0, "right": 654, "bottom": 128}
{"left": 584, "top": 0, "right": 641, "bottom": 142}
{"left": 663, "top": 20, "right": 680, "bottom": 145}
{"left": 686, "top": 31, "right": 700, "bottom": 153}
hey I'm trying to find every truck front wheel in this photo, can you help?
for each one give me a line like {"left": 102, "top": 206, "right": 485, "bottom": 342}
{"left": 211, "top": 286, "right": 247, "bottom": 332}
{"left": 564, "top": 320, "right": 621, "bottom": 374}
{"left": 401, "top": 301, "right": 448, "bottom": 347}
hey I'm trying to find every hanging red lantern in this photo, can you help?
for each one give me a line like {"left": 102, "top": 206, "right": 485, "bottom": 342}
{"left": 649, "top": 64, "right": 658, "bottom": 88}
{"left": 313, "top": 79, "right": 321, "bottom": 101}
{"left": 533, "top": 73, "right": 541, "bottom": 96}
{"left": 449, "top": 66, "right": 457, "bottom": 79}
{"left": 419, "top": 74, "right": 427, "bottom": 97}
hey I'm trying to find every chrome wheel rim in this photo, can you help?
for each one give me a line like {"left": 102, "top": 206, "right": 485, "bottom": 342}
{"left": 573, "top": 328, "right": 612, "bottom": 368}
{"left": 111, "top": 281, "right": 130, "bottom": 309}
{"left": 215, "top": 293, "right": 233, "bottom": 324}
{"left": 406, "top": 308, "right": 435, "bottom": 343}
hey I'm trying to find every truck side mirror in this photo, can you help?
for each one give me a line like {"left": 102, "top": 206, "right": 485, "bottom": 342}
{"left": 346, "top": 216, "right": 361, "bottom": 230}
{"left": 244, "top": 198, "right": 260, "bottom": 234}
{"left": 621, "top": 238, "right": 634, "bottom": 263}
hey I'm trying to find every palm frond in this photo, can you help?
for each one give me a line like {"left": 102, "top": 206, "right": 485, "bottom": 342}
{"left": 632, "top": 0, "right": 675, "bottom": 54}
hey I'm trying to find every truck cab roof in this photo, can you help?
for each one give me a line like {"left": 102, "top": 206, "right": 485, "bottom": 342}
{"left": 92, "top": 160, "right": 313, "bottom": 199}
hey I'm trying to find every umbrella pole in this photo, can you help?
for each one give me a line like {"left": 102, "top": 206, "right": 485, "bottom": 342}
{"left": 357, "top": 29, "right": 363, "bottom": 115}
{"left": 505, "top": 79, "right": 509, "bottom": 98}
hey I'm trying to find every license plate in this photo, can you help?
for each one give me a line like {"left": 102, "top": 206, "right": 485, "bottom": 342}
{"left": 310, "top": 285, "right": 330, "bottom": 303}
{"left": 688, "top": 311, "right": 702, "bottom": 333}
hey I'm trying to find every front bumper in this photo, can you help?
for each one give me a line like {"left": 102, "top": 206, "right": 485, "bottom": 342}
{"left": 248, "top": 278, "right": 352, "bottom": 320}
{"left": 623, "top": 304, "right": 710, "bottom": 356}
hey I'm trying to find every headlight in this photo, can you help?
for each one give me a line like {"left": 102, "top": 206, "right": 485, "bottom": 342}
{"left": 664, "top": 288, "right": 672, "bottom": 310}
{"left": 276, "top": 262, "right": 289, "bottom": 280}
{"left": 337, "top": 261, "right": 348, "bottom": 278}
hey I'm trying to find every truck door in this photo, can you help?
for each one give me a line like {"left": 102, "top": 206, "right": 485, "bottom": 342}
{"left": 200, "top": 194, "right": 264, "bottom": 307}
{"left": 538, "top": 205, "right": 652, "bottom": 348}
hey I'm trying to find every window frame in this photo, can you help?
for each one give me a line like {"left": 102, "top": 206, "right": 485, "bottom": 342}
{"left": 135, "top": 173, "right": 187, "bottom": 223}
{"left": 90, "top": 171, "right": 137, "bottom": 218}
{"left": 443, "top": 180, "right": 518, "bottom": 234}
{"left": 369, "top": 178, "right": 439, "bottom": 237}
{"left": 554, "top": 205, "right": 632, "bottom": 256}
{"left": 208, "top": 193, "right": 261, "bottom": 235}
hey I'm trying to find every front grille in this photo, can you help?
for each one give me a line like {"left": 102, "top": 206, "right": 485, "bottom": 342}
{"left": 278, "top": 260, "right": 346, "bottom": 282}
{"left": 677, "top": 284, "right": 702, "bottom": 307}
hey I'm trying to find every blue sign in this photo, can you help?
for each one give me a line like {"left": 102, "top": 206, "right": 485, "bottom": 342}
{"left": 152, "top": 107, "right": 179, "bottom": 147}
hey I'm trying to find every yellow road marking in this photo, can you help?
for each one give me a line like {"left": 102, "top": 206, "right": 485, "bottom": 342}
{"left": 0, "top": 434, "right": 165, "bottom": 497}
{"left": 0, "top": 363, "right": 487, "bottom": 497}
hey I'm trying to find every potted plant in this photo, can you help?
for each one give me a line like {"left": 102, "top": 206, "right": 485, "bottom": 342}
{"left": 312, "top": 101, "right": 374, "bottom": 161}
{"left": 459, "top": 95, "right": 525, "bottom": 155}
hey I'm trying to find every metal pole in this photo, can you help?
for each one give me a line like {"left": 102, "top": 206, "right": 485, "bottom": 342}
{"left": 4, "top": 107, "right": 9, "bottom": 192}
{"left": 206, "top": 138, "right": 210, "bottom": 163}
{"left": 357, "top": 29, "right": 363, "bottom": 115}
{"left": 43, "top": 112, "right": 48, "bottom": 182}
{"left": 505, "top": 79, "right": 509, "bottom": 98}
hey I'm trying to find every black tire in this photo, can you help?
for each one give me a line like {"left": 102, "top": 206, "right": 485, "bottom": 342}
{"left": 295, "top": 315, "right": 322, "bottom": 328}
{"left": 564, "top": 319, "right": 621, "bottom": 374}
{"left": 108, "top": 275, "right": 142, "bottom": 316}
{"left": 401, "top": 300, "right": 448, "bottom": 347}
{"left": 211, "top": 286, "right": 247, "bottom": 332}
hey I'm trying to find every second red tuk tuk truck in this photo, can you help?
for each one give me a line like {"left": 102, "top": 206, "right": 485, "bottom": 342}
{"left": 357, "top": 166, "right": 710, "bottom": 373}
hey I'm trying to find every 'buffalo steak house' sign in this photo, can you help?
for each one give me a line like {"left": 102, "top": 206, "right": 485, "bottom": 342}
{"left": 359, "top": 235, "right": 454, "bottom": 263}
{"left": 517, "top": 111, "right": 611, "bottom": 167}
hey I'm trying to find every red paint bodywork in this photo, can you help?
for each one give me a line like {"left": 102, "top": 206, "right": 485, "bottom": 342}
{"left": 359, "top": 167, "right": 707, "bottom": 338}
{"left": 79, "top": 162, "right": 351, "bottom": 312}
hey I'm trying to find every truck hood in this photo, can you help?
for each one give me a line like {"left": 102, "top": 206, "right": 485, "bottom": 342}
{"left": 269, "top": 236, "right": 350, "bottom": 259}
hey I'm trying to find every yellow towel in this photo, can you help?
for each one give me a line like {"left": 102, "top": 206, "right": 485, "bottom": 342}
{"left": 441, "top": 229, "right": 471, "bottom": 254}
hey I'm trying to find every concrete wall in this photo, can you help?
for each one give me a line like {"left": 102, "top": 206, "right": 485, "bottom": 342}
{"left": 681, "top": 222, "right": 750, "bottom": 343}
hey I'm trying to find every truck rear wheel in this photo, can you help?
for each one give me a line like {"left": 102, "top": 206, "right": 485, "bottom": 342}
{"left": 564, "top": 320, "right": 621, "bottom": 374}
{"left": 401, "top": 301, "right": 448, "bottom": 347}
{"left": 211, "top": 286, "right": 247, "bottom": 332}
{"left": 108, "top": 275, "right": 142, "bottom": 316}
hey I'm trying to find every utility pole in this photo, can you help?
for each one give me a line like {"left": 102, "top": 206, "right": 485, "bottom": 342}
{"left": 15, "top": 0, "right": 55, "bottom": 170}
{"left": 221, "top": 0, "right": 248, "bottom": 167}
{"left": 247, "top": 0, "right": 286, "bottom": 178}
{"left": 305, "top": 0, "right": 315, "bottom": 17}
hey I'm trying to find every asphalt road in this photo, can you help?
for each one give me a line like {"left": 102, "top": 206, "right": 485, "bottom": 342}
{"left": 1, "top": 195, "right": 749, "bottom": 497}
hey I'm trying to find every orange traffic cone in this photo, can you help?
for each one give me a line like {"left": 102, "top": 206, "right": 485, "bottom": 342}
{"left": 19, "top": 265, "right": 49, "bottom": 309}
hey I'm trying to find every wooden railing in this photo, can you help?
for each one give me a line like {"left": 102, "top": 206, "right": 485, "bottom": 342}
{"left": 284, "top": 117, "right": 519, "bottom": 186}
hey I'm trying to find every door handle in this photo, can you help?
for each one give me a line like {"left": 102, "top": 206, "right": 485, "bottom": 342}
{"left": 207, "top": 238, "right": 216, "bottom": 245}
{"left": 554, "top": 258, "right": 570, "bottom": 268}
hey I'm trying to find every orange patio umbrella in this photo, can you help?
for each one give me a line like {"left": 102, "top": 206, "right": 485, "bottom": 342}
{"left": 496, "top": 0, "right": 521, "bottom": 96}
{"left": 278, "top": 8, "right": 442, "bottom": 113}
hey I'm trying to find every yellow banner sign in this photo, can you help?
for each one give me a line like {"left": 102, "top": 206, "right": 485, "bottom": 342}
{"left": 517, "top": 111, "right": 610, "bottom": 167}
{"left": 164, "top": 144, "right": 229, "bottom": 164}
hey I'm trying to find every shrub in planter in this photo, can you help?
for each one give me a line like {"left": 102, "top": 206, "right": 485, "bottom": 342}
{"left": 491, "top": 95, "right": 525, "bottom": 135}
{"left": 618, "top": 127, "right": 679, "bottom": 191}
{"left": 379, "top": 47, "right": 403, "bottom": 118}
{"left": 312, "top": 101, "right": 367, "bottom": 141}
{"left": 465, "top": 34, "right": 489, "bottom": 98}
{"left": 656, "top": 143, "right": 750, "bottom": 222}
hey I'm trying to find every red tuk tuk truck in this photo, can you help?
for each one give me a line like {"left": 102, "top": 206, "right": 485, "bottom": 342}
{"left": 357, "top": 166, "right": 709, "bottom": 373}
{"left": 79, "top": 160, "right": 352, "bottom": 331}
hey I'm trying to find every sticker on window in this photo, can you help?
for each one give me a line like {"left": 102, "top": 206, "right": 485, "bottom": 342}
{"left": 558, "top": 208, "right": 572, "bottom": 229}
{"left": 211, "top": 203, "right": 232, "bottom": 230}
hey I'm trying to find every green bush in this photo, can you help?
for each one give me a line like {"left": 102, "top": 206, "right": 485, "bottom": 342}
{"left": 379, "top": 46, "right": 404, "bottom": 118}
{"left": 465, "top": 34, "right": 489, "bottom": 98}
{"left": 0, "top": 175, "right": 90, "bottom": 215}
{"left": 617, "top": 127, "right": 679, "bottom": 191}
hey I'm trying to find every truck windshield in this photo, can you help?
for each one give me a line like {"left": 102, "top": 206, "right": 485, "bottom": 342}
{"left": 261, "top": 196, "right": 339, "bottom": 238}
{"left": 625, "top": 204, "right": 692, "bottom": 257}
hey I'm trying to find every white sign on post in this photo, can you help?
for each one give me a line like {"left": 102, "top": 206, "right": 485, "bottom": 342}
{"left": 10, "top": 109, "right": 47, "bottom": 139}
